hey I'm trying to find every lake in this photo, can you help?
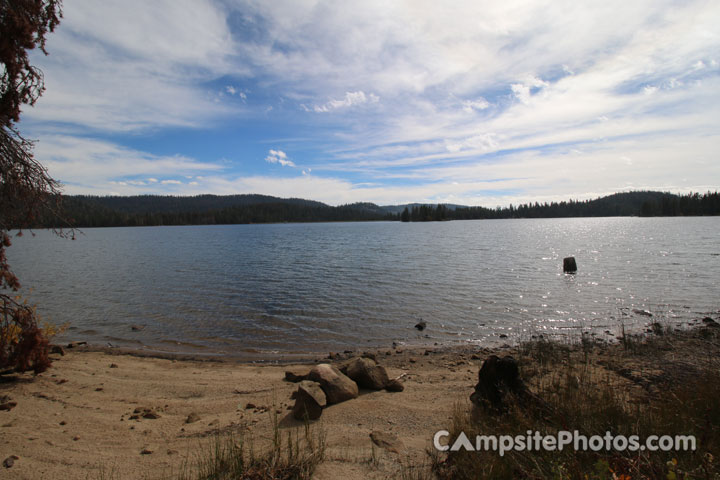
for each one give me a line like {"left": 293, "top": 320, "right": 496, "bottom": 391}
{"left": 7, "top": 217, "right": 719, "bottom": 358}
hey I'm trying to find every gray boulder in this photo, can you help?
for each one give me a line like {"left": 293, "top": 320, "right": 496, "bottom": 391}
{"left": 385, "top": 378, "right": 404, "bottom": 392}
{"left": 308, "top": 364, "right": 358, "bottom": 404}
{"left": 292, "top": 381, "right": 326, "bottom": 420}
{"left": 345, "top": 357, "right": 390, "bottom": 390}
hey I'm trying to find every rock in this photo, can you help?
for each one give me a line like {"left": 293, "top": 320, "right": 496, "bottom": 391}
{"left": 3, "top": 455, "right": 18, "bottom": 468}
{"left": 649, "top": 323, "right": 664, "bottom": 334}
{"left": 498, "top": 334, "right": 508, "bottom": 339}
{"left": 140, "top": 448, "right": 152, "bottom": 455}
{"left": 73, "top": 436, "right": 80, "bottom": 441}
{"left": 345, "top": 357, "right": 389, "bottom": 390}
{"left": 308, "top": 364, "right": 358, "bottom": 404}
{"left": 370, "top": 430, "right": 404, "bottom": 453}
{"left": 130, "top": 325, "right": 145, "bottom": 331}
{"left": 702, "top": 317, "right": 719, "bottom": 327}
{"left": 385, "top": 378, "right": 404, "bottom": 392}
{"left": 292, "top": 381, "right": 326, "bottom": 420}
{"left": 0, "top": 402, "right": 17, "bottom": 412}
{"left": 361, "top": 352, "right": 377, "bottom": 362}
{"left": 245, "top": 403, "right": 256, "bottom": 409}
{"left": 50, "top": 345, "right": 65, "bottom": 356}
{"left": 185, "top": 412, "right": 201, "bottom": 424}
{"left": 414, "top": 321, "right": 426, "bottom": 331}
{"left": 470, "top": 355, "right": 528, "bottom": 412}
{"left": 633, "top": 308, "right": 653, "bottom": 317}
{"left": 563, "top": 256, "right": 577, "bottom": 273}
{"left": 66, "top": 341, "right": 87, "bottom": 349}
{"left": 133, "top": 407, "right": 160, "bottom": 419}
{"left": 284, "top": 371, "right": 308, "bottom": 383}
{"left": 110, "top": 363, "right": 119, "bottom": 368}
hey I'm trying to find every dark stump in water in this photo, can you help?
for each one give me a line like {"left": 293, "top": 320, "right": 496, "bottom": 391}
{"left": 563, "top": 256, "right": 577, "bottom": 273}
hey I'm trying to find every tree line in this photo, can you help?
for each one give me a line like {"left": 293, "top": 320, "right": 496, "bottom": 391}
{"left": 15, "top": 190, "right": 720, "bottom": 229}
{"left": 399, "top": 191, "right": 720, "bottom": 222}
{"left": 30, "top": 195, "right": 396, "bottom": 228}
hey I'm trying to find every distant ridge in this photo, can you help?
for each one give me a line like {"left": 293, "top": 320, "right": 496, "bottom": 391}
{"left": 27, "top": 190, "right": 720, "bottom": 228}
{"left": 67, "top": 194, "right": 328, "bottom": 214}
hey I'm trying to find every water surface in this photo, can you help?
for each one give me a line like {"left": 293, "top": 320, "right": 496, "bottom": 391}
{"left": 9, "top": 217, "right": 719, "bottom": 356}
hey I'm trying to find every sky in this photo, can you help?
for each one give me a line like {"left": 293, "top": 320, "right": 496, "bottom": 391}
{"left": 21, "top": 0, "right": 720, "bottom": 207}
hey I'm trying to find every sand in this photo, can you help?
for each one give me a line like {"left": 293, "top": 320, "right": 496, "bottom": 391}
{"left": 0, "top": 344, "right": 488, "bottom": 479}
{"left": 3, "top": 319, "right": 717, "bottom": 479}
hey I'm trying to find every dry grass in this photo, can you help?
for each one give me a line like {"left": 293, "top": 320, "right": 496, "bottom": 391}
{"left": 428, "top": 326, "right": 720, "bottom": 480}
{"left": 177, "top": 413, "right": 326, "bottom": 480}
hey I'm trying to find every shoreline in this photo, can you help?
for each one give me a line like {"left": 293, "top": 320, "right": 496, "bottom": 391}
{"left": 1, "top": 318, "right": 718, "bottom": 479}
{"left": 58, "top": 311, "right": 712, "bottom": 365}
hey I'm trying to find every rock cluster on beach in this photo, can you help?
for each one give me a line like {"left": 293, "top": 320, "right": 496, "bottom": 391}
{"left": 285, "top": 356, "right": 403, "bottom": 420}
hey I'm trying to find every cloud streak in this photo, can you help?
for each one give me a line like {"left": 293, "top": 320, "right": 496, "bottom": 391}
{"left": 307, "top": 91, "right": 380, "bottom": 113}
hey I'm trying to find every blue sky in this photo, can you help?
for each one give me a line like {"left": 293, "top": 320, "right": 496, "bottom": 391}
{"left": 21, "top": 0, "right": 720, "bottom": 206}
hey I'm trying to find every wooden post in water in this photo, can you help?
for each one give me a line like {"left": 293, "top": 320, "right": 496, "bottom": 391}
{"left": 563, "top": 256, "right": 577, "bottom": 273}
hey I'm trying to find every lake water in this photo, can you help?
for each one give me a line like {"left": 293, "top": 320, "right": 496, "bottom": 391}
{"left": 7, "top": 217, "right": 719, "bottom": 358}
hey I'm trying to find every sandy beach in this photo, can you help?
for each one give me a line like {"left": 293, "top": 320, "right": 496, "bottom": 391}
{"left": 0, "top": 343, "right": 494, "bottom": 479}
{"left": 1, "top": 318, "right": 718, "bottom": 479}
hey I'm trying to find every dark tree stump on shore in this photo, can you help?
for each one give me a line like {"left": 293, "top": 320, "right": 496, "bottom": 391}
{"left": 470, "top": 355, "right": 552, "bottom": 417}
{"left": 470, "top": 355, "right": 529, "bottom": 412}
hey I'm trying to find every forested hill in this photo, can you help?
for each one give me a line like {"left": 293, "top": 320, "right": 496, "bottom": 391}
{"left": 45, "top": 194, "right": 395, "bottom": 227}
{"left": 27, "top": 190, "right": 720, "bottom": 228}
{"left": 399, "top": 191, "right": 720, "bottom": 221}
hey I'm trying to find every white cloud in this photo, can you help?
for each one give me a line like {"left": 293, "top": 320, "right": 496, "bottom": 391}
{"left": 308, "top": 91, "right": 379, "bottom": 113}
{"left": 511, "top": 76, "right": 549, "bottom": 105}
{"left": 19, "top": 0, "right": 720, "bottom": 205}
{"left": 265, "top": 149, "right": 296, "bottom": 167}
{"left": 25, "top": 0, "right": 237, "bottom": 132}
{"left": 462, "top": 98, "right": 490, "bottom": 113}
{"left": 444, "top": 132, "right": 499, "bottom": 153}
{"left": 225, "top": 85, "right": 248, "bottom": 100}
{"left": 161, "top": 179, "right": 182, "bottom": 185}
{"left": 33, "top": 135, "right": 224, "bottom": 193}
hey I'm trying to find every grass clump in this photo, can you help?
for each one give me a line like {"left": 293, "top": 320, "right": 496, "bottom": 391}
{"left": 180, "top": 414, "right": 325, "bottom": 480}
